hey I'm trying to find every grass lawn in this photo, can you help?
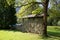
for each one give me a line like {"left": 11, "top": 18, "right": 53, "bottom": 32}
{"left": 0, "top": 26, "right": 60, "bottom": 40}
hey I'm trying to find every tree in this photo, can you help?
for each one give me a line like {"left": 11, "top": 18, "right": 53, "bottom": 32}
{"left": 16, "top": 0, "right": 42, "bottom": 18}
{"left": 47, "top": 0, "right": 60, "bottom": 26}
{"left": 41, "top": 0, "right": 49, "bottom": 37}
{"left": 0, "top": 0, "right": 17, "bottom": 29}
{"left": 16, "top": 0, "right": 43, "bottom": 24}
{"left": 16, "top": 0, "right": 49, "bottom": 37}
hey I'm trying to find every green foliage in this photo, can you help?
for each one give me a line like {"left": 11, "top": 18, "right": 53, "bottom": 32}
{"left": 0, "top": 0, "right": 16, "bottom": 29}
{"left": 47, "top": 0, "right": 60, "bottom": 26}
{"left": 32, "top": 7, "right": 43, "bottom": 14}
{"left": 6, "top": 0, "right": 15, "bottom": 6}
{"left": 15, "top": 0, "right": 36, "bottom": 7}
{"left": 57, "top": 21, "right": 60, "bottom": 26}
{"left": 49, "top": 8, "right": 60, "bottom": 18}
{"left": 16, "top": 0, "right": 42, "bottom": 18}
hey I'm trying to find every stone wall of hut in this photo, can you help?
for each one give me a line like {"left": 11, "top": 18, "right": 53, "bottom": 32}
{"left": 16, "top": 17, "right": 44, "bottom": 34}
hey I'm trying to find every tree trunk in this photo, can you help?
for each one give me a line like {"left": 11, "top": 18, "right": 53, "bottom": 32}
{"left": 40, "top": 0, "right": 49, "bottom": 37}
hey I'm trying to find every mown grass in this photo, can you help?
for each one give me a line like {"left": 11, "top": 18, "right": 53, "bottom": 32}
{"left": 47, "top": 26, "right": 60, "bottom": 40}
{"left": 0, "top": 26, "right": 60, "bottom": 40}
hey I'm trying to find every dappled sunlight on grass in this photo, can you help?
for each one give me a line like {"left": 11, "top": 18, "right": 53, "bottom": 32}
{"left": 0, "top": 26, "right": 60, "bottom": 40}
{"left": 0, "top": 30, "right": 41, "bottom": 40}
{"left": 47, "top": 26, "right": 60, "bottom": 40}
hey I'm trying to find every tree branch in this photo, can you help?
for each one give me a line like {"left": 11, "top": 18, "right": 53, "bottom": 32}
{"left": 16, "top": 2, "right": 43, "bottom": 8}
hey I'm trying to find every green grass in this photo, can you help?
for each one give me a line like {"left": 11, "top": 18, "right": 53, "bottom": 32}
{"left": 0, "top": 26, "right": 60, "bottom": 40}
{"left": 47, "top": 26, "right": 60, "bottom": 40}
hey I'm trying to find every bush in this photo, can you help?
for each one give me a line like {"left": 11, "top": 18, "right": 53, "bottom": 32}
{"left": 57, "top": 21, "right": 60, "bottom": 26}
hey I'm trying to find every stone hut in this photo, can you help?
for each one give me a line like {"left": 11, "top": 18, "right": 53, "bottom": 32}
{"left": 16, "top": 14, "right": 44, "bottom": 34}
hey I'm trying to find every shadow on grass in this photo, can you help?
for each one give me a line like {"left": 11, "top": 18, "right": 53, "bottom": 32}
{"left": 0, "top": 29, "right": 21, "bottom": 32}
{"left": 0, "top": 29, "right": 60, "bottom": 37}
{"left": 48, "top": 31, "right": 60, "bottom": 37}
